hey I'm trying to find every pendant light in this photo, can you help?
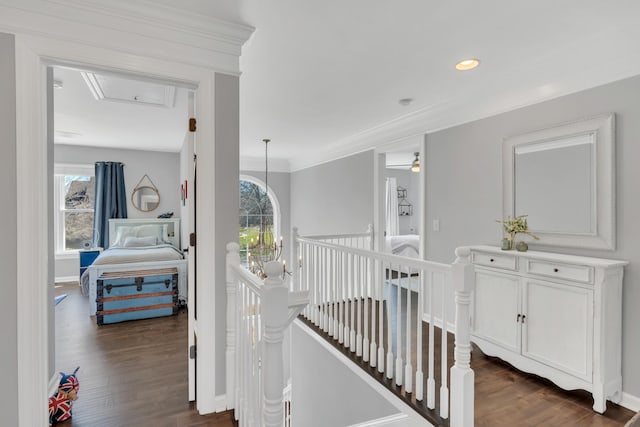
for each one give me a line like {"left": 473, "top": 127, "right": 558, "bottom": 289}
{"left": 410, "top": 152, "right": 420, "bottom": 173}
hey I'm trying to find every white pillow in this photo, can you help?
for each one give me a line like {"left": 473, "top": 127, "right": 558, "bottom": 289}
{"left": 123, "top": 235, "right": 157, "bottom": 247}
{"left": 111, "top": 226, "right": 133, "bottom": 247}
{"left": 134, "top": 224, "right": 168, "bottom": 243}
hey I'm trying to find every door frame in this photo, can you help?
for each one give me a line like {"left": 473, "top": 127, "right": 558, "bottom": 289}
{"left": 13, "top": 33, "right": 226, "bottom": 425}
{"left": 373, "top": 135, "right": 427, "bottom": 258}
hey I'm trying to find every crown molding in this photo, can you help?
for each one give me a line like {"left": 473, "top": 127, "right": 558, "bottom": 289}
{"left": 289, "top": 67, "right": 640, "bottom": 172}
{"left": 46, "top": 0, "right": 254, "bottom": 52}
{"left": 0, "top": 0, "right": 254, "bottom": 74}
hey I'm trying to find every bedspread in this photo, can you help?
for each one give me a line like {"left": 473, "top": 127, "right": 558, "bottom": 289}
{"left": 81, "top": 244, "right": 183, "bottom": 296}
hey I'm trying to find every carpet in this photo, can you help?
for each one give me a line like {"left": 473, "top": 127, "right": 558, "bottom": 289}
{"left": 55, "top": 294, "right": 67, "bottom": 306}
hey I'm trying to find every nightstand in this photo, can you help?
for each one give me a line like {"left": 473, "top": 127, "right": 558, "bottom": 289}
{"left": 79, "top": 248, "right": 102, "bottom": 280}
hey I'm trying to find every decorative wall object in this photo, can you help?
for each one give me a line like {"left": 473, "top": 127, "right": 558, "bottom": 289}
{"left": 397, "top": 186, "right": 413, "bottom": 216}
{"left": 503, "top": 114, "right": 615, "bottom": 250}
{"left": 131, "top": 174, "right": 160, "bottom": 212}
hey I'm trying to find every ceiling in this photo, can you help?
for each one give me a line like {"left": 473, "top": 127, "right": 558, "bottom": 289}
{"left": 54, "top": 66, "right": 190, "bottom": 152}
{"left": 54, "top": 1, "right": 640, "bottom": 170}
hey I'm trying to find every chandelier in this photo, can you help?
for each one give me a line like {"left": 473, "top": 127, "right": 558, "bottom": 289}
{"left": 248, "top": 139, "right": 285, "bottom": 279}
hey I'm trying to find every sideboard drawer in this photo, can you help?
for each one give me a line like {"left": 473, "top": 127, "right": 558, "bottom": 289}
{"left": 526, "top": 259, "right": 593, "bottom": 284}
{"left": 472, "top": 251, "right": 517, "bottom": 271}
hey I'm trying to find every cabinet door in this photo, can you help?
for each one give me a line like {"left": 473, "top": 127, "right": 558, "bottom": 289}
{"left": 472, "top": 270, "right": 521, "bottom": 353}
{"left": 522, "top": 279, "right": 593, "bottom": 381}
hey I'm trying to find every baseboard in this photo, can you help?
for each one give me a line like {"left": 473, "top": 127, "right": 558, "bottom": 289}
{"left": 620, "top": 392, "right": 640, "bottom": 412}
{"left": 347, "top": 413, "right": 409, "bottom": 427}
{"left": 214, "top": 394, "right": 228, "bottom": 412}
{"left": 48, "top": 373, "right": 59, "bottom": 397}
{"left": 55, "top": 276, "right": 78, "bottom": 284}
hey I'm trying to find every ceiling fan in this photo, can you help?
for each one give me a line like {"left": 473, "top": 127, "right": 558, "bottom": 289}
{"left": 386, "top": 152, "right": 420, "bottom": 172}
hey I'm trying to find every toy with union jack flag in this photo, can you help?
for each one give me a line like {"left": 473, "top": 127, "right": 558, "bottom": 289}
{"left": 48, "top": 366, "right": 79, "bottom": 426}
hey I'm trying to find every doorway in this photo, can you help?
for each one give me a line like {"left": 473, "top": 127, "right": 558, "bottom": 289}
{"left": 376, "top": 136, "right": 426, "bottom": 260}
{"left": 50, "top": 64, "right": 198, "bottom": 422}
{"left": 14, "top": 28, "right": 235, "bottom": 424}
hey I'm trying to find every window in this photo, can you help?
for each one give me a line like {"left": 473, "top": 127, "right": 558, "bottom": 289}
{"left": 239, "top": 177, "right": 279, "bottom": 266}
{"left": 54, "top": 165, "right": 95, "bottom": 254}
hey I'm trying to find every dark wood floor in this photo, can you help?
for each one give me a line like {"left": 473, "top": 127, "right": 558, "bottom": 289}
{"left": 308, "top": 284, "right": 634, "bottom": 427}
{"left": 56, "top": 281, "right": 634, "bottom": 427}
{"left": 54, "top": 283, "right": 235, "bottom": 427}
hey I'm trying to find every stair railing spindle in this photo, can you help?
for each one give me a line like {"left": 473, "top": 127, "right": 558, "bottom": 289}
{"left": 395, "top": 263, "right": 403, "bottom": 387}
{"left": 404, "top": 266, "right": 413, "bottom": 394}
{"left": 440, "top": 271, "right": 450, "bottom": 419}
{"left": 427, "top": 270, "right": 436, "bottom": 409}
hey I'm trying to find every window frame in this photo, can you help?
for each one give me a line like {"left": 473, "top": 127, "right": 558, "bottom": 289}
{"left": 54, "top": 164, "right": 95, "bottom": 256}
{"left": 239, "top": 175, "right": 281, "bottom": 264}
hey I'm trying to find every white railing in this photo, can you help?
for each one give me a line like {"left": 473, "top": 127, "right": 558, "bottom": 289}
{"left": 296, "top": 224, "right": 374, "bottom": 250}
{"left": 226, "top": 242, "right": 309, "bottom": 427}
{"left": 291, "top": 228, "right": 475, "bottom": 427}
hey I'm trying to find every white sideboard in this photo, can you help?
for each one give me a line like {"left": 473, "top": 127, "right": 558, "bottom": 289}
{"left": 466, "top": 245, "right": 627, "bottom": 413}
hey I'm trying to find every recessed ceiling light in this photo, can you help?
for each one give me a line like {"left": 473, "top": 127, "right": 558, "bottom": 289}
{"left": 455, "top": 58, "right": 480, "bottom": 71}
{"left": 398, "top": 98, "right": 413, "bottom": 106}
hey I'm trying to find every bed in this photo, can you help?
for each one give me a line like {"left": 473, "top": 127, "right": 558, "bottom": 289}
{"left": 385, "top": 234, "right": 420, "bottom": 258}
{"left": 82, "top": 218, "right": 187, "bottom": 316}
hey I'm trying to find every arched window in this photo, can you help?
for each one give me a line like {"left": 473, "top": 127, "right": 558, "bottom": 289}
{"left": 239, "top": 176, "right": 280, "bottom": 265}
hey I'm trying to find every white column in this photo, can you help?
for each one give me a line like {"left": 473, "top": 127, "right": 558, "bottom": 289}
{"left": 450, "top": 247, "right": 475, "bottom": 427}
{"left": 261, "top": 261, "right": 289, "bottom": 427}
{"left": 225, "top": 242, "right": 240, "bottom": 410}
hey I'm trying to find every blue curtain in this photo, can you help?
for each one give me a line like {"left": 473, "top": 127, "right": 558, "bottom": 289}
{"left": 93, "top": 162, "right": 127, "bottom": 248}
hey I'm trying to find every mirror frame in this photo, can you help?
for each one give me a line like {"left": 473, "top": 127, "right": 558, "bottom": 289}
{"left": 131, "top": 185, "right": 161, "bottom": 212}
{"left": 503, "top": 113, "right": 615, "bottom": 250}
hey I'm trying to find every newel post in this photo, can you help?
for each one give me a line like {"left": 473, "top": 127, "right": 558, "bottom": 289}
{"left": 262, "top": 261, "right": 289, "bottom": 427}
{"left": 450, "top": 247, "right": 475, "bottom": 427}
{"left": 225, "top": 242, "right": 241, "bottom": 410}
{"left": 292, "top": 227, "right": 300, "bottom": 291}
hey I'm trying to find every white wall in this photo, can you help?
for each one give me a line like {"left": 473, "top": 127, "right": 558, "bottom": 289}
{"left": 0, "top": 31, "right": 18, "bottom": 427}
{"left": 214, "top": 73, "right": 240, "bottom": 396}
{"left": 291, "top": 322, "right": 402, "bottom": 427}
{"left": 291, "top": 151, "right": 374, "bottom": 236}
{"left": 424, "top": 74, "right": 640, "bottom": 398}
{"left": 54, "top": 144, "right": 181, "bottom": 281}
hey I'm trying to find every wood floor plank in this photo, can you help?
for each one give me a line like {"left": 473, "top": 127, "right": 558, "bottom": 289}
{"left": 54, "top": 283, "right": 235, "bottom": 427}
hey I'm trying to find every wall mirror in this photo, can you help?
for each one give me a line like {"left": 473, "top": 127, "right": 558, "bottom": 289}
{"left": 131, "top": 174, "right": 160, "bottom": 212}
{"left": 503, "top": 114, "right": 615, "bottom": 250}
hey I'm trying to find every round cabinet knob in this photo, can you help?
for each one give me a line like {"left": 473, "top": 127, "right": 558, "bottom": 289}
{"left": 554, "top": 268, "right": 559, "bottom": 273}
{"left": 490, "top": 258, "right": 495, "bottom": 262}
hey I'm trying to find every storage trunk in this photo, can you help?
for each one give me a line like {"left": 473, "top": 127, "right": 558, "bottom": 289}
{"left": 96, "top": 268, "right": 179, "bottom": 325}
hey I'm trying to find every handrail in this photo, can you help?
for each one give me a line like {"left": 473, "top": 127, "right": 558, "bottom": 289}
{"left": 302, "top": 223, "right": 373, "bottom": 242}
{"left": 302, "top": 231, "right": 370, "bottom": 240}
{"left": 296, "top": 236, "right": 451, "bottom": 273}
{"left": 228, "top": 259, "right": 265, "bottom": 295}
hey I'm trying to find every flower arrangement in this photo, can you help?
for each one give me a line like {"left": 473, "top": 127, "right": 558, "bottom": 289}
{"left": 496, "top": 215, "right": 539, "bottom": 250}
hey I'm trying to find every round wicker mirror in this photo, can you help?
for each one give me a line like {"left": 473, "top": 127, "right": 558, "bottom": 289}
{"left": 131, "top": 174, "right": 161, "bottom": 212}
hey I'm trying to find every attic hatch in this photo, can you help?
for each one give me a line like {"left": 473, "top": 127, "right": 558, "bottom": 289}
{"left": 80, "top": 71, "right": 176, "bottom": 108}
